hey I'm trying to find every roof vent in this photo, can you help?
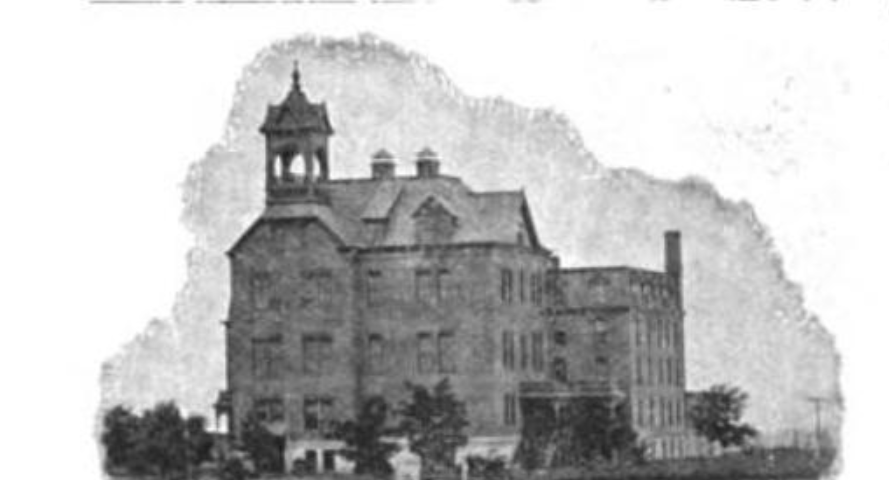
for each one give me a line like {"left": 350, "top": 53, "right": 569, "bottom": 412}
{"left": 416, "top": 147, "right": 440, "bottom": 178}
{"left": 371, "top": 149, "right": 396, "bottom": 180}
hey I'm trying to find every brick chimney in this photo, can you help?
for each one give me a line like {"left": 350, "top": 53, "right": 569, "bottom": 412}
{"left": 371, "top": 149, "right": 396, "bottom": 179}
{"left": 664, "top": 230, "right": 683, "bottom": 304}
{"left": 415, "top": 147, "right": 440, "bottom": 178}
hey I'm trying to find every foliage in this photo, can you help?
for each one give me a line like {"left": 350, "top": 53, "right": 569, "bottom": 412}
{"left": 516, "top": 398, "right": 641, "bottom": 469}
{"left": 398, "top": 377, "right": 469, "bottom": 473}
{"left": 466, "top": 455, "right": 509, "bottom": 480}
{"left": 135, "top": 401, "right": 189, "bottom": 479}
{"left": 101, "top": 405, "right": 143, "bottom": 473}
{"left": 100, "top": 401, "right": 217, "bottom": 479}
{"left": 688, "top": 384, "right": 758, "bottom": 449}
{"left": 185, "top": 414, "right": 215, "bottom": 468}
{"left": 239, "top": 409, "right": 283, "bottom": 473}
{"left": 334, "top": 395, "right": 400, "bottom": 476}
{"left": 218, "top": 456, "right": 249, "bottom": 480}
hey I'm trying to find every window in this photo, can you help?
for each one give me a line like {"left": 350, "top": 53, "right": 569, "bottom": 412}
{"left": 648, "top": 397, "right": 656, "bottom": 427}
{"left": 594, "top": 317, "right": 609, "bottom": 344}
{"left": 636, "top": 356, "right": 644, "bottom": 385}
{"left": 303, "top": 334, "right": 333, "bottom": 375}
{"left": 303, "top": 269, "right": 334, "bottom": 306}
{"left": 438, "top": 331, "right": 457, "bottom": 373}
{"left": 519, "top": 270, "right": 526, "bottom": 303}
{"left": 531, "top": 331, "right": 545, "bottom": 372}
{"left": 415, "top": 269, "right": 435, "bottom": 303}
{"left": 503, "top": 393, "right": 518, "bottom": 426}
{"left": 250, "top": 271, "right": 273, "bottom": 309}
{"left": 417, "top": 332, "right": 436, "bottom": 374}
{"left": 366, "top": 270, "right": 383, "bottom": 306}
{"left": 413, "top": 197, "right": 458, "bottom": 244}
{"left": 255, "top": 396, "right": 284, "bottom": 423}
{"left": 502, "top": 330, "right": 515, "bottom": 371}
{"left": 636, "top": 316, "right": 645, "bottom": 347}
{"left": 666, "top": 357, "right": 673, "bottom": 385}
{"left": 594, "top": 356, "right": 609, "bottom": 378}
{"left": 552, "top": 357, "right": 568, "bottom": 382}
{"left": 439, "top": 269, "right": 461, "bottom": 302}
{"left": 304, "top": 396, "right": 334, "bottom": 433}
{"left": 664, "top": 318, "right": 672, "bottom": 347}
{"left": 553, "top": 330, "right": 568, "bottom": 347}
{"left": 637, "top": 398, "right": 645, "bottom": 427}
{"left": 368, "top": 334, "right": 385, "bottom": 374}
{"left": 519, "top": 334, "right": 529, "bottom": 370}
{"left": 647, "top": 357, "right": 654, "bottom": 386}
{"left": 252, "top": 337, "right": 283, "bottom": 380}
{"left": 500, "top": 269, "right": 513, "bottom": 303}
{"left": 647, "top": 318, "right": 655, "bottom": 348}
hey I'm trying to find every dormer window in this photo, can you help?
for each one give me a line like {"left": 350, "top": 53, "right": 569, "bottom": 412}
{"left": 413, "top": 196, "right": 458, "bottom": 244}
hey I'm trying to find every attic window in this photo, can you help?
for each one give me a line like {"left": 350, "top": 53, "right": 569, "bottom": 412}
{"left": 413, "top": 197, "right": 458, "bottom": 244}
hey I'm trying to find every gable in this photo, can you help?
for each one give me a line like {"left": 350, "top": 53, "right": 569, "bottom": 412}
{"left": 227, "top": 217, "right": 346, "bottom": 258}
{"left": 412, "top": 196, "right": 459, "bottom": 245}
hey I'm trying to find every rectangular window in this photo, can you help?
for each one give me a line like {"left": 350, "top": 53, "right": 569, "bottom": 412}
{"left": 303, "top": 333, "right": 333, "bottom": 375}
{"left": 304, "top": 396, "right": 334, "bottom": 433}
{"left": 666, "top": 357, "right": 673, "bottom": 385}
{"left": 531, "top": 331, "right": 544, "bottom": 372}
{"left": 519, "top": 334, "right": 529, "bottom": 370}
{"left": 255, "top": 396, "right": 284, "bottom": 423}
{"left": 647, "top": 357, "right": 654, "bottom": 386}
{"left": 250, "top": 271, "right": 273, "bottom": 309}
{"left": 439, "top": 268, "right": 461, "bottom": 302}
{"left": 637, "top": 398, "right": 645, "bottom": 427}
{"left": 368, "top": 333, "right": 385, "bottom": 374}
{"left": 648, "top": 397, "right": 656, "bottom": 427}
{"left": 415, "top": 269, "right": 435, "bottom": 304}
{"left": 502, "top": 330, "right": 515, "bottom": 371}
{"left": 438, "top": 331, "right": 457, "bottom": 373}
{"left": 594, "top": 356, "right": 609, "bottom": 378}
{"left": 365, "top": 270, "right": 382, "bottom": 306}
{"left": 503, "top": 393, "right": 517, "bottom": 426}
{"left": 500, "top": 269, "right": 513, "bottom": 304}
{"left": 647, "top": 318, "right": 655, "bottom": 349}
{"left": 302, "top": 269, "right": 333, "bottom": 306}
{"left": 417, "top": 332, "right": 436, "bottom": 374}
{"left": 252, "top": 337, "right": 283, "bottom": 380}
{"left": 519, "top": 270, "right": 526, "bottom": 303}
{"left": 636, "top": 356, "right": 644, "bottom": 385}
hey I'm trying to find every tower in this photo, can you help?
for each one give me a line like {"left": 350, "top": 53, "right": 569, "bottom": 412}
{"left": 260, "top": 61, "right": 334, "bottom": 202}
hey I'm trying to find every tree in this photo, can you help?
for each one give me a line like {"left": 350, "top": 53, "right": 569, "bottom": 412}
{"left": 136, "top": 402, "right": 189, "bottom": 480}
{"left": 398, "top": 377, "right": 469, "bottom": 474}
{"left": 334, "top": 395, "right": 400, "bottom": 476}
{"left": 688, "top": 384, "right": 758, "bottom": 449}
{"left": 101, "top": 405, "right": 142, "bottom": 473}
{"left": 185, "top": 415, "right": 215, "bottom": 471}
{"left": 239, "top": 409, "right": 283, "bottom": 473}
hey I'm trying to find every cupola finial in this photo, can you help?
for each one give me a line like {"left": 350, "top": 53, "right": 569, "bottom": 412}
{"left": 291, "top": 60, "right": 302, "bottom": 91}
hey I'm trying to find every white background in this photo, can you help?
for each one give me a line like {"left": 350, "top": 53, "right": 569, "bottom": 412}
{"left": 0, "top": 1, "right": 886, "bottom": 479}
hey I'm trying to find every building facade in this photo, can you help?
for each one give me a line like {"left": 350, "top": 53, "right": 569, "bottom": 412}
{"left": 216, "top": 64, "right": 691, "bottom": 471}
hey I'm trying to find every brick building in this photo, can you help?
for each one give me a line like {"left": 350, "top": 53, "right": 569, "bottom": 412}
{"left": 215, "top": 64, "right": 691, "bottom": 471}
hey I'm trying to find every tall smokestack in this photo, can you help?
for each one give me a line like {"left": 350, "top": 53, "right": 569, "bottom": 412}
{"left": 665, "top": 230, "right": 683, "bottom": 304}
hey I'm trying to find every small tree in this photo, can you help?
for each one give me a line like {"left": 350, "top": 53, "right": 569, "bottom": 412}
{"left": 136, "top": 402, "right": 189, "bottom": 480}
{"left": 398, "top": 378, "right": 469, "bottom": 474}
{"left": 185, "top": 415, "right": 215, "bottom": 471}
{"left": 101, "top": 405, "right": 142, "bottom": 473}
{"left": 240, "top": 409, "right": 283, "bottom": 473}
{"left": 334, "top": 395, "right": 400, "bottom": 476}
{"left": 688, "top": 384, "right": 758, "bottom": 449}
